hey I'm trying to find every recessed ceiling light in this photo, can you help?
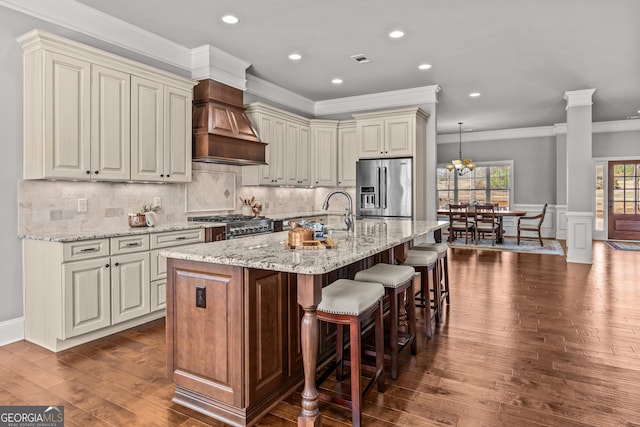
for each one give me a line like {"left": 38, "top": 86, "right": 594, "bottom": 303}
{"left": 288, "top": 53, "right": 302, "bottom": 61}
{"left": 469, "top": 92, "right": 481, "bottom": 97}
{"left": 331, "top": 78, "right": 343, "bottom": 85}
{"left": 389, "top": 30, "right": 404, "bottom": 39}
{"left": 221, "top": 15, "right": 239, "bottom": 24}
{"left": 418, "top": 63, "right": 432, "bottom": 70}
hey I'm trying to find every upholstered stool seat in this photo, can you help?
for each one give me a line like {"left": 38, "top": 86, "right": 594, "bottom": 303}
{"left": 403, "top": 249, "right": 438, "bottom": 338}
{"left": 354, "top": 263, "right": 417, "bottom": 380}
{"left": 412, "top": 242, "right": 450, "bottom": 319}
{"left": 316, "top": 279, "right": 385, "bottom": 427}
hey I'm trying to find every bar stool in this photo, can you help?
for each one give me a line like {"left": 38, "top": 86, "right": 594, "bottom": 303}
{"left": 403, "top": 249, "right": 439, "bottom": 338}
{"left": 412, "top": 243, "right": 450, "bottom": 319}
{"left": 316, "top": 279, "right": 385, "bottom": 427}
{"left": 354, "top": 263, "right": 417, "bottom": 380}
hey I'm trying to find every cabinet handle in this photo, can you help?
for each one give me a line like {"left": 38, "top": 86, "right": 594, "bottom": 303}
{"left": 160, "top": 174, "right": 164, "bottom": 177}
{"left": 175, "top": 236, "right": 187, "bottom": 240}
{"left": 85, "top": 170, "right": 91, "bottom": 175}
{"left": 125, "top": 242, "right": 141, "bottom": 247}
{"left": 79, "top": 247, "right": 98, "bottom": 252}
{"left": 114, "top": 262, "right": 120, "bottom": 267}
{"left": 166, "top": 174, "right": 170, "bottom": 178}
{"left": 105, "top": 264, "right": 110, "bottom": 268}
{"left": 94, "top": 170, "right": 99, "bottom": 174}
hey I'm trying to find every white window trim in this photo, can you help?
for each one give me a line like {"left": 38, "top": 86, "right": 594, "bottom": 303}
{"left": 437, "top": 160, "right": 515, "bottom": 208}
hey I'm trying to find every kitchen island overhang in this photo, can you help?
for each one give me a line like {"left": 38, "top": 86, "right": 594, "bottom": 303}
{"left": 162, "top": 219, "right": 447, "bottom": 427}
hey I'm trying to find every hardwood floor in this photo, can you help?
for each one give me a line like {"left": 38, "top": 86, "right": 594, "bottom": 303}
{"left": 2, "top": 241, "right": 640, "bottom": 426}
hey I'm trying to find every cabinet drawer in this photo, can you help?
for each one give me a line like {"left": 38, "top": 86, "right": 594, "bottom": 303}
{"left": 62, "top": 239, "right": 110, "bottom": 262}
{"left": 150, "top": 229, "right": 204, "bottom": 249}
{"left": 110, "top": 234, "right": 150, "bottom": 255}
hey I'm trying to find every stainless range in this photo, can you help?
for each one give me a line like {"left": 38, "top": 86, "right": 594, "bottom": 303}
{"left": 189, "top": 215, "right": 274, "bottom": 239}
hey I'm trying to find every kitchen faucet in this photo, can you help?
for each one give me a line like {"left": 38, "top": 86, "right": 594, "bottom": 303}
{"left": 322, "top": 190, "right": 354, "bottom": 233}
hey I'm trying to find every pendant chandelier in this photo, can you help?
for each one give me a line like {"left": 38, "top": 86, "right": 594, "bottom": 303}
{"left": 446, "top": 122, "right": 475, "bottom": 176}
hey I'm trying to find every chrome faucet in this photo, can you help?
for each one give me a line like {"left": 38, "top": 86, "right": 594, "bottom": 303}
{"left": 322, "top": 190, "right": 354, "bottom": 233}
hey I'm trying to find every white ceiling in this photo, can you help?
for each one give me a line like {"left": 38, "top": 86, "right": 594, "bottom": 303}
{"left": 74, "top": 0, "right": 640, "bottom": 134}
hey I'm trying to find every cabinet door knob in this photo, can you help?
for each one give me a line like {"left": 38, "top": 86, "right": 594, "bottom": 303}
{"left": 160, "top": 174, "right": 164, "bottom": 177}
{"left": 86, "top": 170, "right": 91, "bottom": 175}
{"left": 166, "top": 174, "right": 170, "bottom": 178}
{"left": 114, "top": 262, "right": 120, "bottom": 267}
{"left": 94, "top": 170, "right": 99, "bottom": 174}
{"left": 105, "top": 264, "right": 110, "bottom": 268}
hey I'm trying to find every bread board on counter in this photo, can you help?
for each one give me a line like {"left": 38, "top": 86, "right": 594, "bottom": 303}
{"left": 285, "top": 236, "right": 337, "bottom": 250}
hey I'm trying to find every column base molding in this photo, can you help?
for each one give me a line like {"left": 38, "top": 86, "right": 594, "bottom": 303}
{"left": 566, "top": 212, "right": 593, "bottom": 264}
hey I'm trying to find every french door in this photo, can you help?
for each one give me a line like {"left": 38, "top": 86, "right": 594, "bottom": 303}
{"left": 608, "top": 160, "right": 640, "bottom": 240}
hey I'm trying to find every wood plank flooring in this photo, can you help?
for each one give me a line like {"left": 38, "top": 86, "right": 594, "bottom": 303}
{"left": 2, "top": 241, "right": 640, "bottom": 426}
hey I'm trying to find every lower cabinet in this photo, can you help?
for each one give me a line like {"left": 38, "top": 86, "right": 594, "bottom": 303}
{"left": 23, "top": 228, "right": 204, "bottom": 352}
{"left": 62, "top": 257, "right": 111, "bottom": 339}
{"left": 111, "top": 251, "right": 150, "bottom": 324}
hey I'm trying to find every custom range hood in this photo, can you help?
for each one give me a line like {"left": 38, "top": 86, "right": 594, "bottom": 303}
{"left": 192, "top": 79, "right": 266, "bottom": 165}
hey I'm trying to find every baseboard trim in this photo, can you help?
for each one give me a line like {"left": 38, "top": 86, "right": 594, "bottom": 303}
{"left": 0, "top": 317, "right": 24, "bottom": 346}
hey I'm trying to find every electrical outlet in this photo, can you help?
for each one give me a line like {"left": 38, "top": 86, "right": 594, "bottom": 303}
{"left": 154, "top": 197, "right": 162, "bottom": 209}
{"left": 195, "top": 286, "right": 206, "bottom": 308}
{"left": 77, "top": 198, "right": 88, "bottom": 213}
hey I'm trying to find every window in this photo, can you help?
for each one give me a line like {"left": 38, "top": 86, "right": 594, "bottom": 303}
{"left": 437, "top": 162, "right": 512, "bottom": 209}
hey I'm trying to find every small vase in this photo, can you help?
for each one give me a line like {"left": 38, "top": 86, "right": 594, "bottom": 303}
{"left": 241, "top": 205, "right": 252, "bottom": 217}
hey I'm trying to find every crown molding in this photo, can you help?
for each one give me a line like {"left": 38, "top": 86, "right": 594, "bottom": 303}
{"left": 315, "top": 85, "right": 441, "bottom": 116}
{"left": 437, "top": 126, "right": 556, "bottom": 144}
{"left": 191, "top": 45, "right": 250, "bottom": 90}
{"left": 245, "top": 74, "right": 315, "bottom": 116}
{"left": 1, "top": 0, "right": 191, "bottom": 70}
{"left": 563, "top": 88, "right": 596, "bottom": 109}
{"left": 438, "top": 118, "right": 640, "bottom": 143}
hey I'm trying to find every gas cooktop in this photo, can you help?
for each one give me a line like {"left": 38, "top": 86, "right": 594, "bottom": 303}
{"left": 189, "top": 214, "right": 267, "bottom": 223}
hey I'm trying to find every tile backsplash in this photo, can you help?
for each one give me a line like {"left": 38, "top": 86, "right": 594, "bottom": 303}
{"left": 18, "top": 162, "right": 354, "bottom": 235}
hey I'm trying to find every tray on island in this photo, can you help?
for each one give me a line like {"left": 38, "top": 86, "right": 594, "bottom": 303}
{"left": 285, "top": 236, "right": 337, "bottom": 250}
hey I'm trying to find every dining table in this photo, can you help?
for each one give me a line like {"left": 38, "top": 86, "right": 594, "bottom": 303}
{"left": 437, "top": 208, "right": 527, "bottom": 244}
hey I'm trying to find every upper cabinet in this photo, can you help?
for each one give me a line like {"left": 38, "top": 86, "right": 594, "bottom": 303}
{"left": 337, "top": 120, "right": 357, "bottom": 187}
{"left": 310, "top": 120, "right": 338, "bottom": 187}
{"left": 354, "top": 108, "right": 429, "bottom": 159}
{"left": 243, "top": 103, "right": 315, "bottom": 187}
{"left": 20, "top": 29, "right": 195, "bottom": 182}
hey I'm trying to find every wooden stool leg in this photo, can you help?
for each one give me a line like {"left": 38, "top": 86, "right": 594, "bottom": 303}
{"left": 374, "top": 300, "right": 385, "bottom": 392}
{"left": 349, "top": 316, "right": 362, "bottom": 427}
{"left": 432, "top": 263, "right": 443, "bottom": 323}
{"left": 336, "top": 324, "right": 344, "bottom": 381}
{"left": 389, "top": 291, "right": 399, "bottom": 380}
{"left": 443, "top": 255, "right": 450, "bottom": 304}
{"left": 421, "top": 269, "right": 433, "bottom": 338}
{"left": 408, "top": 274, "right": 417, "bottom": 355}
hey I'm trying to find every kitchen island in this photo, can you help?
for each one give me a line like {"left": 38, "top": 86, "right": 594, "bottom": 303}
{"left": 163, "top": 219, "right": 447, "bottom": 426}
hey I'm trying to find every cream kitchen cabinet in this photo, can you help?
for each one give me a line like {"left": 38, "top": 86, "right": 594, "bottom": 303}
{"left": 22, "top": 228, "right": 204, "bottom": 352}
{"left": 131, "top": 78, "right": 192, "bottom": 183}
{"left": 354, "top": 108, "right": 428, "bottom": 159}
{"left": 284, "top": 122, "right": 311, "bottom": 186}
{"left": 311, "top": 120, "right": 338, "bottom": 187}
{"left": 243, "top": 103, "right": 309, "bottom": 186}
{"left": 20, "top": 29, "right": 194, "bottom": 183}
{"left": 337, "top": 120, "right": 357, "bottom": 187}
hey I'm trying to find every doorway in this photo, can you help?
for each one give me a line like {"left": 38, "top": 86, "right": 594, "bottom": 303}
{"left": 608, "top": 160, "right": 640, "bottom": 240}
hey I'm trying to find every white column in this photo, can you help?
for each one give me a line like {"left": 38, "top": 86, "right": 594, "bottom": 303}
{"left": 563, "top": 89, "right": 595, "bottom": 264}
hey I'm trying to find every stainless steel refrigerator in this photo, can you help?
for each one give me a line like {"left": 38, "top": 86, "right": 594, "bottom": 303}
{"left": 356, "top": 158, "right": 413, "bottom": 218}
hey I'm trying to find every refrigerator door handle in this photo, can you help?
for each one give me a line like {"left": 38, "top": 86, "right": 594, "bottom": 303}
{"left": 376, "top": 167, "right": 381, "bottom": 208}
{"left": 383, "top": 166, "right": 388, "bottom": 209}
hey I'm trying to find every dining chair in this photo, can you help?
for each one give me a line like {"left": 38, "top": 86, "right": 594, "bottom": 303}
{"left": 474, "top": 204, "right": 501, "bottom": 246}
{"left": 448, "top": 204, "right": 474, "bottom": 243}
{"left": 517, "top": 203, "right": 548, "bottom": 246}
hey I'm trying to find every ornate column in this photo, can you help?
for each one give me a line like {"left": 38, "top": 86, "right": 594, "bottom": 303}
{"left": 563, "top": 89, "right": 596, "bottom": 264}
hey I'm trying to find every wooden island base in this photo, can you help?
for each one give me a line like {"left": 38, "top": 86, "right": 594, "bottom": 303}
{"left": 166, "top": 247, "right": 403, "bottom": 426}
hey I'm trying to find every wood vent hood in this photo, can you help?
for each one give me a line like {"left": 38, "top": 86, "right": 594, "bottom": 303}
{"left": 192, "top": 79, "right": 267, "bottom": 165}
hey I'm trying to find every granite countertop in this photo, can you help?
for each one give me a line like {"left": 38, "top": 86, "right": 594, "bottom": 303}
{"left": 19, "top": 221, "right": 225, "bottom": 242}
{"left": 162, "top": 219, "right": 448, "bottom": 275}
{"left": 19, "top": 211, "right": 346, "bottom": 242}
